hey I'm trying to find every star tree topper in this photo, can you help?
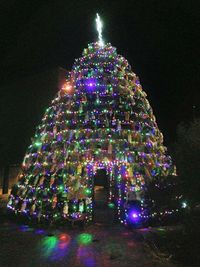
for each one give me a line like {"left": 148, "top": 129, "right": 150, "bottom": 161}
{"left": 96, "top": 13, "right": 104, "bottom": 47}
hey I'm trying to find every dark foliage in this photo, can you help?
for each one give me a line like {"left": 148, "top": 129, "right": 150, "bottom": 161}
{"left": 174, "top": 119, "right": 200, "bottom": 206}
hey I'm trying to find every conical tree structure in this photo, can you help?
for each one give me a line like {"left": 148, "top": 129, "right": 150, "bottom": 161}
{"left": 8, "top": 42, "right": 175, "bottom": 224}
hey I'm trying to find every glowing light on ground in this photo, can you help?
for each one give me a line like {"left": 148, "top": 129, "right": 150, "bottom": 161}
{"left": 77, "top": 246, "right": 96, "bottom": 267}
{"left": 39, "top": 233, "right": 71, "bottom": 261}
{"left": 19, "top": 225, "right": 34, "bottom": 232}
{"left": 35, "top": 229, "right": 46, "bottom": 235}
{"left": 41, "top": 236, "right": 58, "bottom": 258}
{"left": 77, "top": 233, "right": 93, "bottom": 246}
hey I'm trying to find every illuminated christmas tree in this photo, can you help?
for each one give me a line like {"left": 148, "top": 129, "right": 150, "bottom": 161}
{"left": 8, "top": 14, "right": 176, "bottom": 226}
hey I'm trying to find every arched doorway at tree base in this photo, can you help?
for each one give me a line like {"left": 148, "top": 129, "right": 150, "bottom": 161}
{"left": 93, "top": 168, "right": 115, "bottom": 224}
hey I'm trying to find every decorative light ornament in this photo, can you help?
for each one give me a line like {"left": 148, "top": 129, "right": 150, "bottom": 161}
{"left": 129, "top": 210, "right": 140, "bottom": 223}
{"left": 62, "top": 81, "right": 73, "bottom": 93}
{"left": 95, "top": 13, "right": 104, "bottom": 47}
{"left": 181, "top": 201, "right": 187, "bottom": 208}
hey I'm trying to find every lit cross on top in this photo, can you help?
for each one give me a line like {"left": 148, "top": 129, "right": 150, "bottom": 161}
{"left": 96, "top": 13, "right": 104, "bottom": 47}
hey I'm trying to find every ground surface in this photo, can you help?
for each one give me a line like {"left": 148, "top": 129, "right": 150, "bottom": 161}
{"left": 0, "top": 219, "right": 175, "bottom": 267}
{"left": 0, "top": 194, "right": 176, "bottom": 267}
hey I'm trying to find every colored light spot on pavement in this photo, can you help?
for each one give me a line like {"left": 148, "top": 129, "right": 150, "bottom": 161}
{"left": 157, "top": 228, "right": 166, "bottom": 232}
{"left": 39, "top": 233, "right": 71, "bottom": 261}
{"left": 35, "top": 229, "right": 46, "bottom": 235}
{"left": 121, "top": 231, "right": 129, "bottom": 236}
{"left": 77, "top": 246, "right": 96, "bottom": 267}
{"left": 19, "top": 225, "right": 34, "bottom": 232}
{"left": 77, "top": 233, "right": 93, "bottom": 245}
{"left": 139, "top": 228, "right": 150, "bottom": 232}
{"left": 41, "top": 236, "right": 58, "bottom": 258}
{"left": 127, "top": 241, "right": 136, "bottom": 247}
{"left": 59, "top": 233, "right": 71, "bottom": 245}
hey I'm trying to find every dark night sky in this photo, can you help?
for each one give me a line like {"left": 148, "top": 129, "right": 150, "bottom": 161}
{"left": 0, "top": 0, "right": 199, "bottom": 165}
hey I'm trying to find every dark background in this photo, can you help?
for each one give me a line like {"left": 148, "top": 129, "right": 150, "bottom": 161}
{"left": 0, "top": 0, "right": 199, "bottom": 165}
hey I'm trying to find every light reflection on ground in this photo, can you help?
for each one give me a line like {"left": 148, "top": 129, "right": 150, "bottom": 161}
{"left": 19, "top": 224, "right": 34, "bottom": 232}
{"left": 40, "top": 236, "right": 58, "bottom": 258}
{"left": 77, "top": 245, "right": 96, "bottom": 267}
{"left": 39, "top": 233, "right": 71, "bottom": 261}
{"left": 77, "top": 233, "right": 93, "bottom": 245}
{"left": 34, "top": 228, "right": 46, "bottom": 235}
{"left": 0, "top": 220, "right": 174, "bottom": 267}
